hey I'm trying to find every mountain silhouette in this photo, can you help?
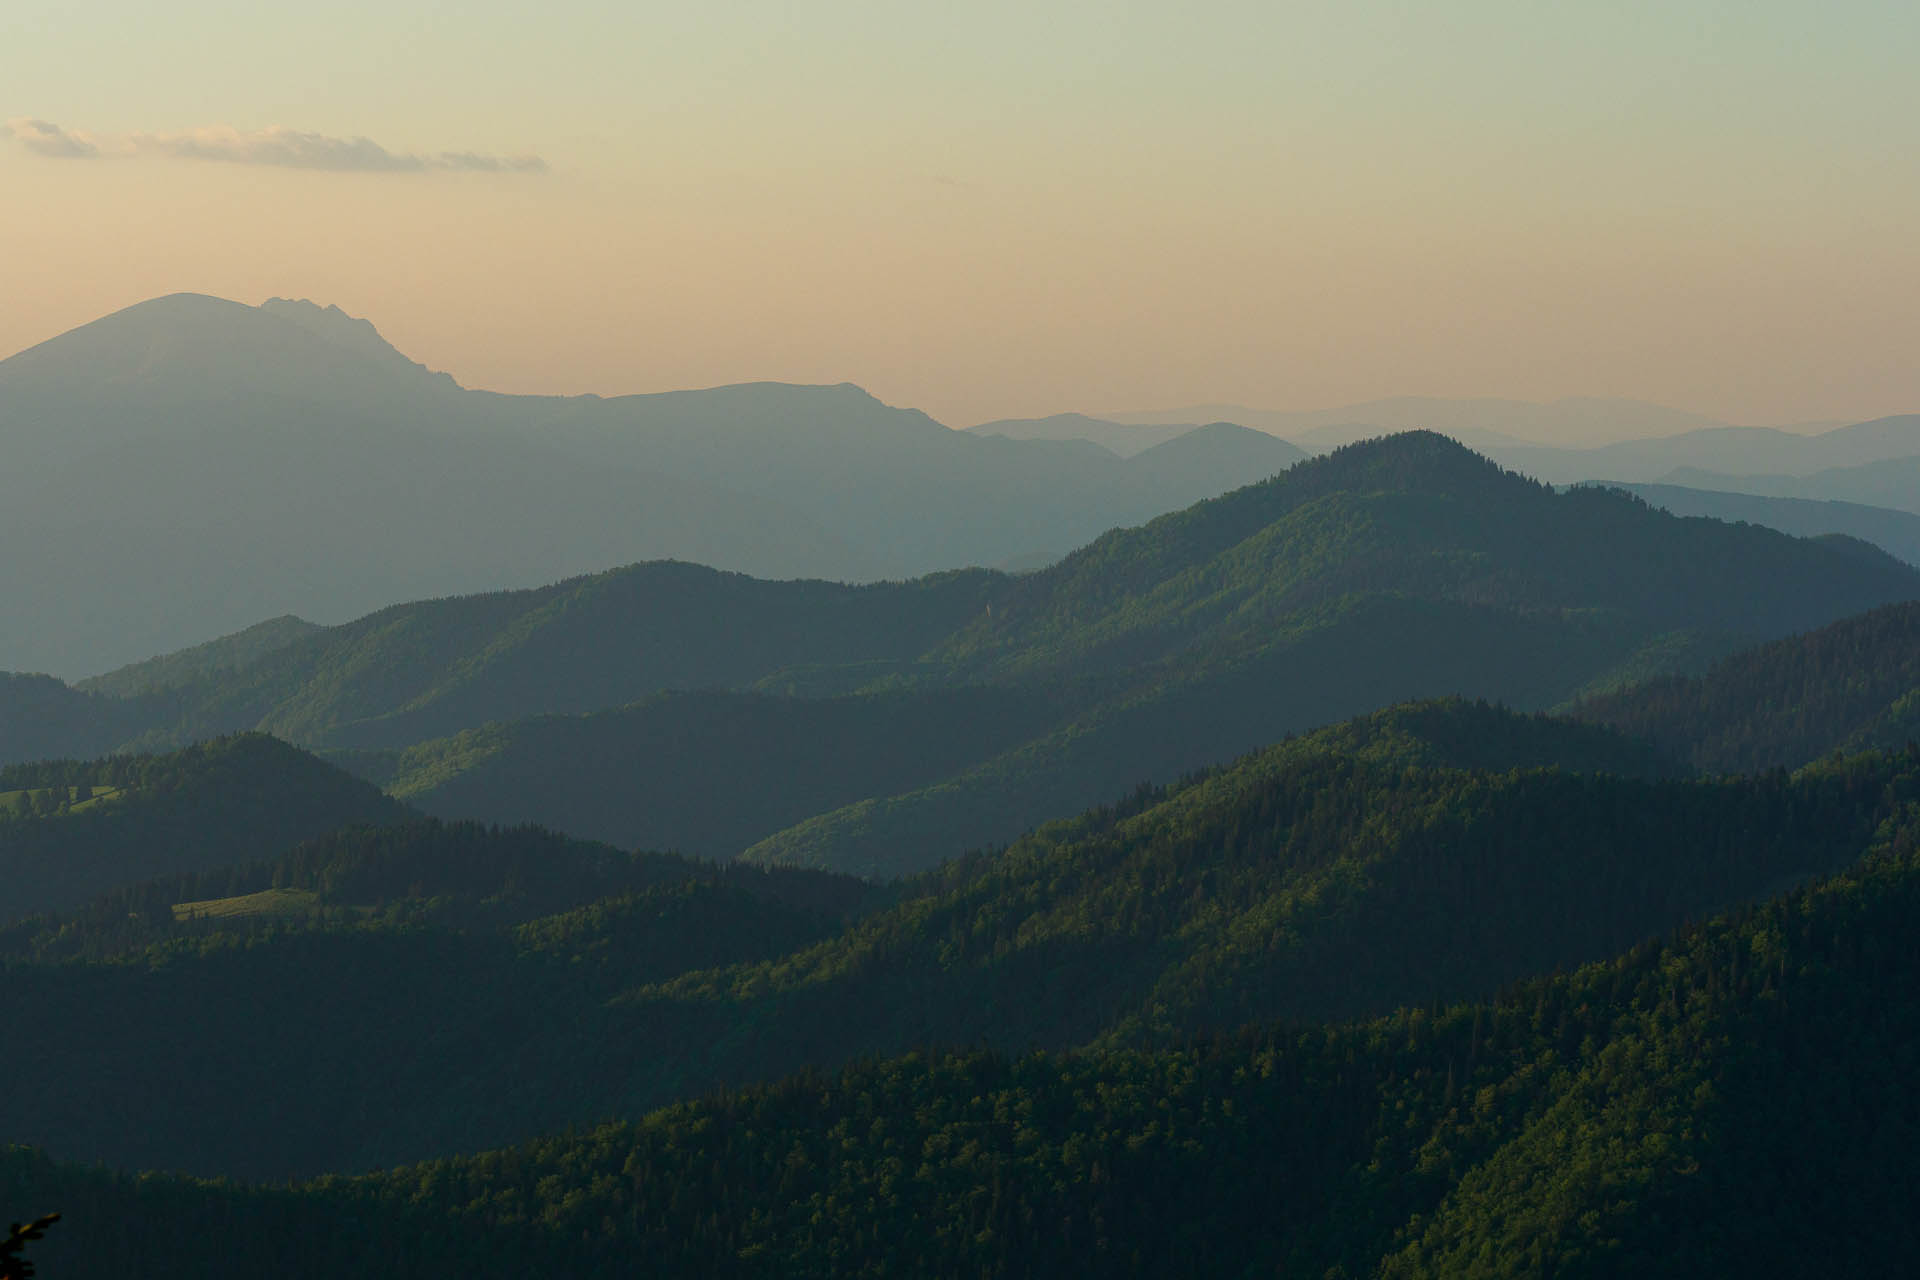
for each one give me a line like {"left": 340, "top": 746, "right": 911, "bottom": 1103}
{"left": 0, "top": 296, "right": 1297, "bottom": 675}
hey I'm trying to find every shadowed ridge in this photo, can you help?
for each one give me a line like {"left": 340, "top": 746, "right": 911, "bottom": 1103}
{"left": 1572, "top": 599, "right": 1920, "bottom": 773}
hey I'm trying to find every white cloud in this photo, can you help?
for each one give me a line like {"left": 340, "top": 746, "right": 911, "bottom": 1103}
{"left": 5, "top": 119, "right": 545, "bottom": 174}
{"left": 4, "top": 118, "right": 98, "bottom": 158}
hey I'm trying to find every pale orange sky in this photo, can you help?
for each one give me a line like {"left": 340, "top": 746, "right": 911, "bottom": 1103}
{"left": 4, "top": 1, "right": 1917, "bottom": 427}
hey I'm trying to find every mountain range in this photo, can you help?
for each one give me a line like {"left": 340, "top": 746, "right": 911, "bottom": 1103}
{"left": 0, "top": 295, "right": 1299, "bottom": 677}
{"left": 9, "top": 295, "right": 1920, "bottom": 1275}
{"left": 1609, "top": 483, "right": 1920, "bottom": 566}
{"left": 9, "top": 431, "right": 1917, "bottom": 880}
{"left": 1099, "top": 394, "right": 1741, "bottom": 450}
{"left": 10, "top": 294, "right": 1918, "bottom": 681}
{"left": 7, "top": 381, "right": 1920, "bottom": 1273}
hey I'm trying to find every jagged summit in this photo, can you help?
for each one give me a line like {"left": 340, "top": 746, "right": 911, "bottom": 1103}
{"left": 0, "top": 291, "right": 457, "bottom": 395}
{"left": 258, "top": 297, "right": 452, "bottom": 383}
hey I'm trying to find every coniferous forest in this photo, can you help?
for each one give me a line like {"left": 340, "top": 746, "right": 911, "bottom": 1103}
{"left": 6, "top": 313, "right": 1920, "bottom": 1276}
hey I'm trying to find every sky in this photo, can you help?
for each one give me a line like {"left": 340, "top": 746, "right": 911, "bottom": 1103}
{"left": 4, "top": 0, "right": 1918, "bottom": 428}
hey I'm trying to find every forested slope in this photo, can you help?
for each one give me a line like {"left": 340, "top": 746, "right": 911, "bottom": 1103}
{"left": 0, "top": 734, "right": 408, "bottom": 915}
{"left": 81, "top": 563, "right": 1005, "bottom": 756}
{"left": 0, "top": 817, "right": 875, "bottom": 1177}
{"left": 1574, "top": 600, "right": 1920, "bottom": 772}
{"left": 745, "top": 436, "right": 1920, "bottom": 874}
{"left": 2, "top": 703, "right": 1908, "bottom": 1183}
{"left": 381, "top": 685, "right": 1076, "bottom": 856}
{"left": 14, "top": 755, "right": 1920, "bottom": 1277}
{"left": 14, "top": 434, "right": 1917, "bottom": 875}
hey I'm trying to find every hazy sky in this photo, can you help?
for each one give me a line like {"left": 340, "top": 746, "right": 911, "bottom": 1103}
{"left": 5, "top": 1, "right": 1917, "bottom": 427}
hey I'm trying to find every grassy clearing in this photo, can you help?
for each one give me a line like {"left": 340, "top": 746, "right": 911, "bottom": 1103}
{"left": 172, "top": 888, "right": 321, "bottom": 922}
{"left": 0, "top": 784, "right": 126, "bottom": 815}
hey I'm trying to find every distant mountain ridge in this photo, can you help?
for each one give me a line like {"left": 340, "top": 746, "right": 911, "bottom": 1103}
{"left": 1656, "top": 449, "right": 1920, "bottom": 515}
{"left": 22, "top": 431, "right": 1915, "bottom": 876}
{"left": 1483, "top": 413, "right": 1920, "bottom": 486}
{"left": 1097, "top": 398, "right": 1920, "bottom": 494}
{"left": 1103, "top": 395, "right": 1735, "bottom": 450}
{"left": 1608, "top": 483, "right": 1920, "bottom": 566}
{"left": 967, "top": 413, "right": 1252, "bottom": 458}
{"left": 0, "top": 295, "right": 1298, "bottom": 676}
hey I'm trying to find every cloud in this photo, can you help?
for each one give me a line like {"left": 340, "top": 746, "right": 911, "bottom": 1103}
{"left": 5, "top": 119, "right": 544, "bottom": 174}
{"left": 132, "top": 125, "right": 430, "bottom": 171}
{"left": 435, "top": 150, "right": 549, "bottom": 174}
{"left": 4, "top": 118, "right": 98, "bottom": 158}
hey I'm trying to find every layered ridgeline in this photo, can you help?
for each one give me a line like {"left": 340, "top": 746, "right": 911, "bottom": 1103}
{"left": 69, "top": 564, "right": 1008, "bottom": 753}
{"left": 984, "top": 402, "right": 1920, "bottom": 565}
{"left": 0, "top": 294, "right": 1299, "bottom": 676}
{"left": 12, "top": 735, "right": 1920, "bottom": 1276}
{"left": 737, "top": 433, "right": 1920, "bottom": 874}
{"left": 2, "top": 700, "right": 1912, "bottom": 1182}
{"left": 19, "top": 432, "right": 1920, "bottom": 875}
{"left": 1574, "top": 600, "right": 1920, "bottom": 773}
{"left": 1609, "top": 483, "right": 1920, "bottom": 567}
{"left": 0, "top": 734, "right": 407, "bottom": 915}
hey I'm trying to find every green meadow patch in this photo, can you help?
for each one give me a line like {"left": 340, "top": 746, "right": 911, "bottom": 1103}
{"left": 171, "top": 888, "right": 321, "bottom": 922}
{"left": 0, "top": 783, "right": 126, "bottom": 816}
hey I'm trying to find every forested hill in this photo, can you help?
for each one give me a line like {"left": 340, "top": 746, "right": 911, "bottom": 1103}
{"left": 744, "top": 435, "right": 1920, "bottom": 874}
{"left": 0, "top": 673, "right": 152, "bottom": 765}
{"left": 937, "top": 431, "right": 1920, "bottom": 678}
{"left": 4, "top": 563, "right": 1006, "bottom": 761}
{"left": 75, "top": 615, "right": 324, "bottom": 699}
{"left": 14, "top": 741, "right": 1920, "bottom": 1276}
{"left": 1573, "top": 600, "right": 1920, "bottom": 773}
{"left": 376, "top": 685, "right": 1079, "bottom": 858}
{"left": 14, "top": 432, "right": 1919, "bottom": 875}
{"left": 1, "top": 702, "right": 1907, "bottom": 1181}
{"left": 0, "top": 734, "right": 408, "bottom": 916}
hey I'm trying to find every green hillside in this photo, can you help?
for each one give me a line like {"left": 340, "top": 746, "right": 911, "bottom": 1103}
{"left": 1573, "top": 600, "right": 1920, "bottom": 772}
{"left": 42, "top": 432, "right": 1902, "bottom": 876}
{"left": 743, "top": 435, "right": 1920, "bottom": 874}
{"left": 0, "top": 562, "right": 1008, "bottom": 772}
{"left": 0, "top": 702, "right": 1907, "bottom": 1182}
{"left": 0, "top": 817, "right": 875, "bottom": 966}
{"left": 187, "top": 562, "right": 1001, "bottom": 751}
{"left": 0, "top": 673, "right": 153, "bottom": 765}
{"left": 0, "top": 734, "right": 409, "bottom": 917}
{"left": 384, "top": 685, "right": 1075, "bottom": 857}
{"left": 939, "top": 432, "right": 1911, "bottom": 679}
{"left": 12, "top": 747, "right": 1920, "bottom": 1277}
{"left": 0, "top": 815, "right": 876, "bottom": 1176}
{"left": 75, "top": 615, "right": 323, "bottom": 699}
